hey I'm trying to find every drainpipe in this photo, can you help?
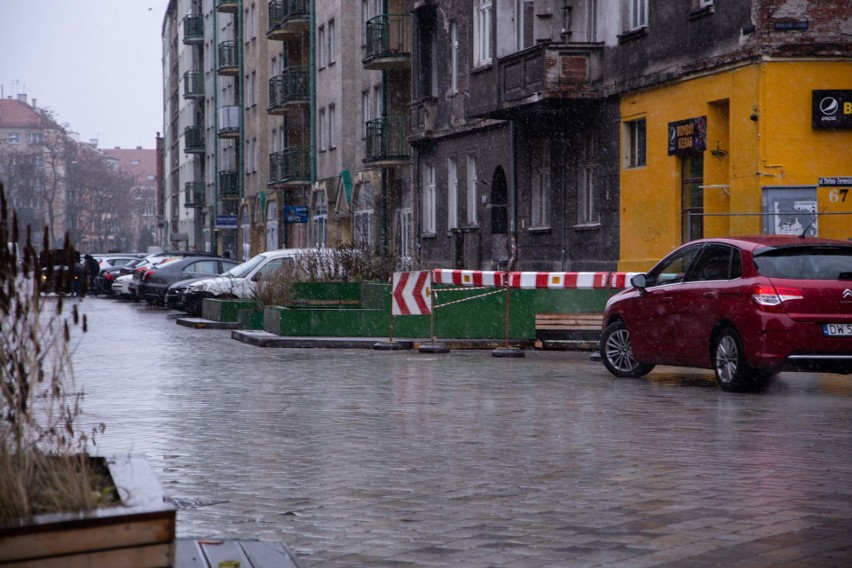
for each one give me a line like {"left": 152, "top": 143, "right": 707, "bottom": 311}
{"left": 380, "top": 71, "right": 389, "bottom": 255}
{"left": 213, "top": 6, "right": 221, "bottom": 253}
{"left": 310, "top": 0, "right": 316, "bottom": 187}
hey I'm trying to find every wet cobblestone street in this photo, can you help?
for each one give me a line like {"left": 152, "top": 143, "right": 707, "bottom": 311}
{"left": 72, "top": 298, "right": 852, "bottom": 567}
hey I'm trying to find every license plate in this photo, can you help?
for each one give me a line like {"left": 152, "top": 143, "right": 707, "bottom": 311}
{"left": 824, "top": 323, "right": 852, "bottom": 337}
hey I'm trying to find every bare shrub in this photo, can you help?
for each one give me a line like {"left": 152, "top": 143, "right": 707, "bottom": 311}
{"left": 251, "top": 264, "right": 299, "bottom": 308}
{"left": 295, "top": 243, "right": 400, "bottom": 283}
{"left": 0, "top": 183, "right": 107, "bottom": 521}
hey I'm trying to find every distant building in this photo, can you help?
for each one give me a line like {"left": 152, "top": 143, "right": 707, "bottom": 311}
{"left": 101, "top": 147, "right": 159, "bottom": 252}
{"left": 0, "top": 94, "right": 68, "bottom": 248}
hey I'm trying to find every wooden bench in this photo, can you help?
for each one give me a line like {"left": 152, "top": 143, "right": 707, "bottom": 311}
{"left": 535, "top": 313, "right": 604, "bottom": 348}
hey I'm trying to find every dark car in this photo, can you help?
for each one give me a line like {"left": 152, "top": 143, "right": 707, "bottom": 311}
{"left": 164, "top": 277, "right": 209, "bottom": 312}
{"left": 138, "top": 256, "right": 239, "bottom": 306}
{"left": 600, "top": 236, "right": 852, "bottom": 392}
{"left": 98, "top": 258, "right": 145, "bottom": 296}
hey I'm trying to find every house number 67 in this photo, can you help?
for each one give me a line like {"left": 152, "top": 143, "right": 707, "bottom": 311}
{"left": 829, "top": 188, "right": 849, "bottom": 203}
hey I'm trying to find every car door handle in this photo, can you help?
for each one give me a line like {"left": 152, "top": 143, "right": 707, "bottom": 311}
{"left": 703, "top": 291, "right": 719, "bottom": 299}
{"left": 662, "top": 296, "right": 673, "bottom": 303}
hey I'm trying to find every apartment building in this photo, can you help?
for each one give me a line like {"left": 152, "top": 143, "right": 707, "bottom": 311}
{"left": 0, "top": 95, "right": 67, "bottom": 247}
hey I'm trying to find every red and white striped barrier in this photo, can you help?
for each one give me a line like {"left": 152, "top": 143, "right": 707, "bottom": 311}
{"left": 430, "top": 269, "right": 641, "bottom": 290}
{"left": 431, "top": 269, "right": 506, "bottom": 287}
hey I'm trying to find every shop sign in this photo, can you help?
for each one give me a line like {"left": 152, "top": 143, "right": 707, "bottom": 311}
{"left": 215, "top": 214, "right": 238, "bottom": 229}
{"left": 812, "top": 90, "right": 852, "bottom": 129}
{"left": 667, "top": 116, "right": 707, "bottom": 156}
{"left": 284, "top": 205, "right": 309, "bottom": 223}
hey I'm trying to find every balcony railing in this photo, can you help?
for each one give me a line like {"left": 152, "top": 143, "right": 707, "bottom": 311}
{"left": 363, "top": 14, "right": 411, "bottom": 70}
{"left": 184, "top": 182, "right": 205, "bottom": 207}
{"left": 268, "top": 147, "right": 310, "bottom": 186}
{"left": 266, "top": 0, "right": 310, "bottom": 40}
{"left": 216, "top": 0, "right": 238, "bottom": 14}
{"left": 468, "top": 42, "right": 603, "bottom": 119}
{"left": 217, "top": 41, "right": 239, "bottom": 75}
{"left": 218, "top": 171, "right": 240, "bottom": 199}
{"left": 217, "top": 105, "right": 240, "bottom": 138}
{"left": 182, "top": 70, "right": 204, "bottom": 99}
{"left": 184, "top": 125, "right": 205, "bottom": 154}
{"left": 267, "top": 66, "right": 309, "bottom": 114}
{"left": 182, "top": 14, "right": 204, "bottom": 44}
{"left": 364, "top": 116, "right": 410, "bottom": 166}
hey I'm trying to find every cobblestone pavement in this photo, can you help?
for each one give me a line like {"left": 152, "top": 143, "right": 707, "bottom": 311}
{"left": 72, "top": 298, "right": 852, "bottom": 567}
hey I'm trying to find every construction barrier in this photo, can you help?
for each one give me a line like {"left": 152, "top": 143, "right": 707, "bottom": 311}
{"left": 431, "top": 270, "right": 640, "bottom": 290}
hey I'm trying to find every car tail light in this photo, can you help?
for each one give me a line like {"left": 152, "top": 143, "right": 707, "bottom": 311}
{"left": 143, "top": 269, "right": 155, "bottom": 282}
{"left": 104, "top": 273, "right": 115, "bottom": 282}
{"left": 750, "top": 284, "right": 803, "bottom": 312}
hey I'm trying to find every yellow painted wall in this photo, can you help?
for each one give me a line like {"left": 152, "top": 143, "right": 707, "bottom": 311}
{"left": 618, "top": 60, "right": 852, "bottom": 272}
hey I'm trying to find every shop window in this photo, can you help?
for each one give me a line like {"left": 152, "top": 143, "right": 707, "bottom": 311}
{"left": 681, "top": 153, "right": 704, "bottom": 243}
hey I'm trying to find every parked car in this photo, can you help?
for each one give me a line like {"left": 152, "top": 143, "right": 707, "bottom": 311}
{"left": 138, "top": 256, "right": 239, "bottom": 306}
{"left": 600, "top": 236, "right": 852, "bottom": 392}
{"left": 165, "top": 277, "right": 210, "bottom": 312}
{"left": 183, "top": 249, "right": 307, "bottom": 316}
{"left": 98, "top": 258, "right": 145, "bottom": 296}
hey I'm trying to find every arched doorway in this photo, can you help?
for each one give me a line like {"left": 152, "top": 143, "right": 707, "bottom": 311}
{"left": 490, "top": 166, "right": 509, "bottom": 266}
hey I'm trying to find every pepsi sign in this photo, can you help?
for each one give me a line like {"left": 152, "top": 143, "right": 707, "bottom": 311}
{"left": 812, "top": 90, "right": 852, "bottom": 129}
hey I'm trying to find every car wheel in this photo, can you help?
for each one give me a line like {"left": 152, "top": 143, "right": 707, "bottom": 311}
{"left": 712, "top": 327, "right": 762, "bottom": 392}
{"left": 600, "top": 320, "right": 655, "bottom": 378}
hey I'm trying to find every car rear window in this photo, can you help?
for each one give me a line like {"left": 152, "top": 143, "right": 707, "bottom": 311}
{"left": 753, "top": 245, "right": 852, "bottom": 280}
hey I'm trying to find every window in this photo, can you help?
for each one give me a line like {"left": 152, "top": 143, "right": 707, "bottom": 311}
{"left": 584, "top": 0, "right": 599, "bottom": 42}
{"left": 681, "top": 153, "right": 704, "bottom": 243}
{"left": 629, "top": 0, "right": 648, "bottom": 30}
{"left": 423, "top": 164, "right": 436, "bottom": 234}
{"left": 318, "top": 108, "right": 326, "bottom": 151}
{"left": 27, "top": 132, "right": 43, "bottom": 144}
{"left": 530, "top": 140, "right": 551, "bottom": 228}
{"left": 328, "top": 104, "right": 336, "bottom": 149}
{"left": 266, "top": 201, "right": 278, "bottom": 250}
{"left": 317, "top": 25, "right": 326, "bottom": 68}
{"left": 645, "top": 245, "right": 702, "bottom": 287}
{"left": 328, "top": 19, "right": 336, "bottom": 65}
{"left": 474, "top": 0, "right": 493, "bottom": 66}
{"left": 250, "top": 71, "right": 257, "bottom": 106}
{"left": 514, "top": 0, "right": 534, "bottom": 51}
{"left": 450, "top": 22, "right": 459, "bottom": 95}
{"left": 448, "top": 157, "right": 458, "bottom": 229}
{"left": 361, "top": 90, "right": 370, "bottom": 139}
{"left": 373, "top": 84, "right": 383, "bottom": 119}
{"left": 625, "top": 118, "right": 646, "bottom": 168}
{"left": 241, "top": 208, "right": 251, "bottom": 260}
{"left": 354, "top": 183, "right": 375, "bottom": 247}
{"left": 312, "top": 189, "right": 328, "bottom": 248}
{"left": 361, "top": 0, "right": 369, "bottom": 46}
{"left": 466, "top": 154, "right": 478, "bottom": 225}
{"left": 131, "top": 159, "right": 141, "bottom": 165}
{"left": 687, "top": 245, "right": 740, "bottom": 282}
{"left": 399, "top": 208, "right": 413, "bottom": 262}
{"left": 578, "top": 133, "right": 599, "bottom": 225}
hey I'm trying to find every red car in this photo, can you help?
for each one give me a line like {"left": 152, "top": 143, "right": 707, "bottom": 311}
{"left": 600, "top": 236, "right": 852, "bottom": 391}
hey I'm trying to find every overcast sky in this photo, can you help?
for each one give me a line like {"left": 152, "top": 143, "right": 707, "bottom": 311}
{"left": 0, "top": 0, "right": 171, "bottom": 150}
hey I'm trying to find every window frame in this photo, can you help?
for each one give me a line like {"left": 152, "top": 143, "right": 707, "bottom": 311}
{"left": 466, "top": 153, "right": 478, "bottom": 225}
{"left": 624, "top": 118, "right": 646, "bottom": 169}
{"left": 628, "top": 0, "right": 648, "bottom": 31}
{"left": 530, "top": 139, "right": 551, "bottom": 229}
{"left": 423, "top": 163, "right": 437, "bottom": 235}
{"left": 474, "top": 0, "right": 493, "bottom": 67}
{"left": 447, "top": 156, "right": 458, "bottom": 230}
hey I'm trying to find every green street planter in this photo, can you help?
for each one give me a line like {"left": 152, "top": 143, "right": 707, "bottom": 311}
{"left": 0, "top": 455, "right": 176, "bottom": 567}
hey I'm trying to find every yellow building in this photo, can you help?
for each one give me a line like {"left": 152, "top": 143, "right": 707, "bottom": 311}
{"left": 618, "top": 60, "right": 852, "bottom": 272}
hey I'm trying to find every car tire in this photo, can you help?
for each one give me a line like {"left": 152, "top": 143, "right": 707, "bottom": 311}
{"left": 712, "top": 327, "right": 764, "bottom": 392}
{"left": 600, "top": 320, "right": 655, "bottom": 379}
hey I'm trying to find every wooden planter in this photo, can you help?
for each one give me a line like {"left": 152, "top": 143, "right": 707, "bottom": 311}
{"left": 0, "top": 455, "right": 176, "bottom": 567}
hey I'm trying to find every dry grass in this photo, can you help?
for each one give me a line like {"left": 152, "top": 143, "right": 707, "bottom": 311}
{"left": 1, "top": 183, "right": 109, "bottom": 521}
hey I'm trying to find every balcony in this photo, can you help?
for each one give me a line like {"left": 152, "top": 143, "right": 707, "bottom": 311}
{"left": 218, "top": 105, "right": 240, "bottom": 138}
{"left": 364, "top": 115, "right": 410, "bottom": 167}
{"left": 182, "top": 14, "right": 203, "bottom": 44}
{"left": 217, "top": 41, "right": 239, "bottom": 75}
{"left": 467, "top": 43, "right": 603, "bottom": 120}
{"left": 363, "top": 14, "right": 411, "bottom": 71}
{"left": 268, "top": 147, "right": 310, "bottom": 187}
{"left": 184, "top": 182, "right": 205, "bottom": 207}
{"left": 266, "top": 0, "right": 310, "bottom": 41}
{"left": 267, "top": 67, "right": 309, "bottom": 114}
{"left": 408, "top": 98, "right": 437, "bottom": 143}
{"left": 182, "top": 70, "right": 204, "bottom": 99}
{"left": 216, "top": 0, "right": 238, "bottom": 14}
{"left": 218, "top": 171, "right": 240, "bottom": 199}
{"left": 184, "top": 125, "right": 205, "bottom": 154}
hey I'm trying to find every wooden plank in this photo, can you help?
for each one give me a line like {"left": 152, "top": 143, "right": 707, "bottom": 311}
{"left": 535, "top": 313, "right": 603, "bottom": 331}
{"left": 241, "top": 540, "right": 303, "bottom": 568}
{"left": 3, "top": 542, "right": 173, "bottom": 568}
{"left": 199, "top": 540, "right": 251, "bottom": 568}
{"left": 174, "top": 538, "right": 207, "bottom": 568}
{"left": 0, "top": 518, "right": 174, "bottom": 561}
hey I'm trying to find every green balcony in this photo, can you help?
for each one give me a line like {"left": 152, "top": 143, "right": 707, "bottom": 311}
{"left": 364, "top": 115, "right": 410, "bottom": 167}
{"left": 182, "top": 70, "right": 204, "bottom": 99}
{"left": 216, "top": 0, "right": 238, "bottom": 14}
{"left": 217, "top": 41, "right": 239, "bottom": 75}
{"left": 184, "top": 125, "right": 205, "bottom": 154}
{"left": 218, "top": 171, "right": 240, "bottom": 199}
{"left": 268, "top": 147, "right": 310, "bottom": 187}
{"left": 183, "top": 14, "right": 204, "bottom": 44}
{"left": 267, "top": 66, "right": 309, "bottom": 114}
{"left": 363, "top": 14, "right": 411, "bottom": 70}
{"left": 184, "top": 182, "right": 205, "bottom": 207}
{"left": 267, "top": 0, "right": 310, "bottom": 41}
